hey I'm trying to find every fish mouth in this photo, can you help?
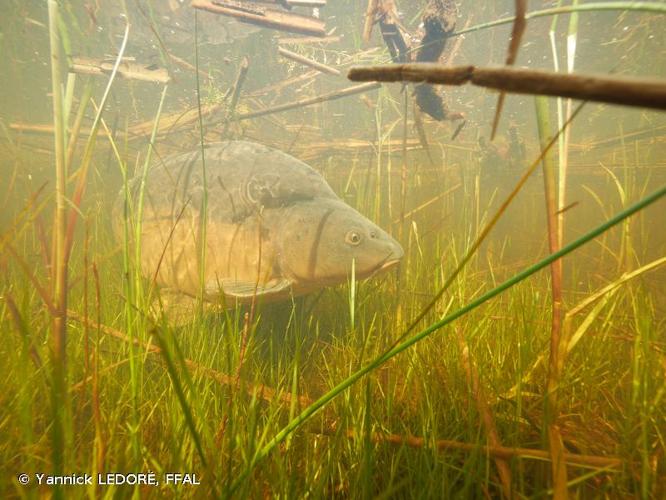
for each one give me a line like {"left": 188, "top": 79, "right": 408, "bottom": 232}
{"left": 378, "top": 258, "right": 401, "bottom": 271}
{"left": 361, "top": 251, "right": 402, "bottom": 279}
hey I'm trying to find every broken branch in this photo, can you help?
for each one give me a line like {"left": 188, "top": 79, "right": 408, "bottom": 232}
{"left": 348, "top": 64, "right": 666, "bottom": 111}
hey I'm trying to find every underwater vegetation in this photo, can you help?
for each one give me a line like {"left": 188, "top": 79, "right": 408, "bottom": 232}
{"left": 0, "top": 0, "right": 665, "bottom": 498}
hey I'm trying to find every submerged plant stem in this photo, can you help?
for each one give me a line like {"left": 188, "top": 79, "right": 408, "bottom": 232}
{"left": 47, "top": 1, "right": 68, "bottom": 492}
{"left": 194, "top": 10, "right": 208, "bottom": 316}
{"left": 535, "top": 95, "right": 567, "bottom": 499}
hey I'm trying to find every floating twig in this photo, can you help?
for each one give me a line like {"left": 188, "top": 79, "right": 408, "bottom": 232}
{"left": 348, "top": 64, "right": 666, "bottom": 111}
{"left": 8, "top": 122, "right": 114, "bottom": 137}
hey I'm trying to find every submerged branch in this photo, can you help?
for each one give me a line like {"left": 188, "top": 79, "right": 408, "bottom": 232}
{"left": 191, "top": 0, "right": 326, "bottom": 37}
{"left": 348, "top": 64, "right": 666, "bottom": 111}
{"left": 230, "top": 82, "right": 381, "bottom": 122}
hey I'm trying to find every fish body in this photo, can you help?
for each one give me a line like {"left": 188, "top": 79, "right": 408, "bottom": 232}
{"left": 116, "top": 141, "right": 403, "bottom": 306}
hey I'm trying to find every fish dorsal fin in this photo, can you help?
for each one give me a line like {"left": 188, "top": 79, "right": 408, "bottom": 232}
{"left": 212, "top": 278, "right": 293, "bottom": 299}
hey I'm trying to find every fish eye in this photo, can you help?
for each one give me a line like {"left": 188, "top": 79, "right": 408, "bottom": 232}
{"left": 345, "top": 230, "right": 362, "bottom": 246}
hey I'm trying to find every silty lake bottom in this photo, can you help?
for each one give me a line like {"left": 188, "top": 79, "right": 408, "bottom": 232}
{"left": 0, "top": 1, "right": 665, "bottom": 498}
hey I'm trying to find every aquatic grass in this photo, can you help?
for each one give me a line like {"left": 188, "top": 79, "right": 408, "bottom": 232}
{"left": 114, "top": 82, "right": 170, "bottom": 476}
{"left": 231, "top": 185, "right": 666, "bottom": 493}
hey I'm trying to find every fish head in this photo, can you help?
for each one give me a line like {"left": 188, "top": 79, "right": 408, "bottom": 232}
{"left": 278, "top": 200, "right": 404, "bottom": 286}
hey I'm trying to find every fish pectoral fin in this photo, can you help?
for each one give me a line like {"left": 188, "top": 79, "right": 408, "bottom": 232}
{"left": 220, "top": 278, "right": 292, "bottom": 299}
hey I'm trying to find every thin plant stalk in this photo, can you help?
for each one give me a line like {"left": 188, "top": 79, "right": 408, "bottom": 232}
{"left": 535, "top": 96, "right": 567, "bottom": 499}
{"left": 231, "top": 185, "right": 666, "bottom": 493}
{"left": 505, "top": 254, "right": 666, "bottom": 396}
{"left": 47, "top": 2, "right": 68, "bottom": 493}
{"left": 64, "top": 79, "right": 93, "bottom": 172}
{"left": 194, "top": 10, "right": 208, "bottom": 317}
{"left": 399, "top": 91, "right": 408, "bottom": 240}
{"left": 548, "top": 0, "right": 565, "bottom": 220}
{"left": 133, "top": 84, "right": 169, "bottom": 312}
